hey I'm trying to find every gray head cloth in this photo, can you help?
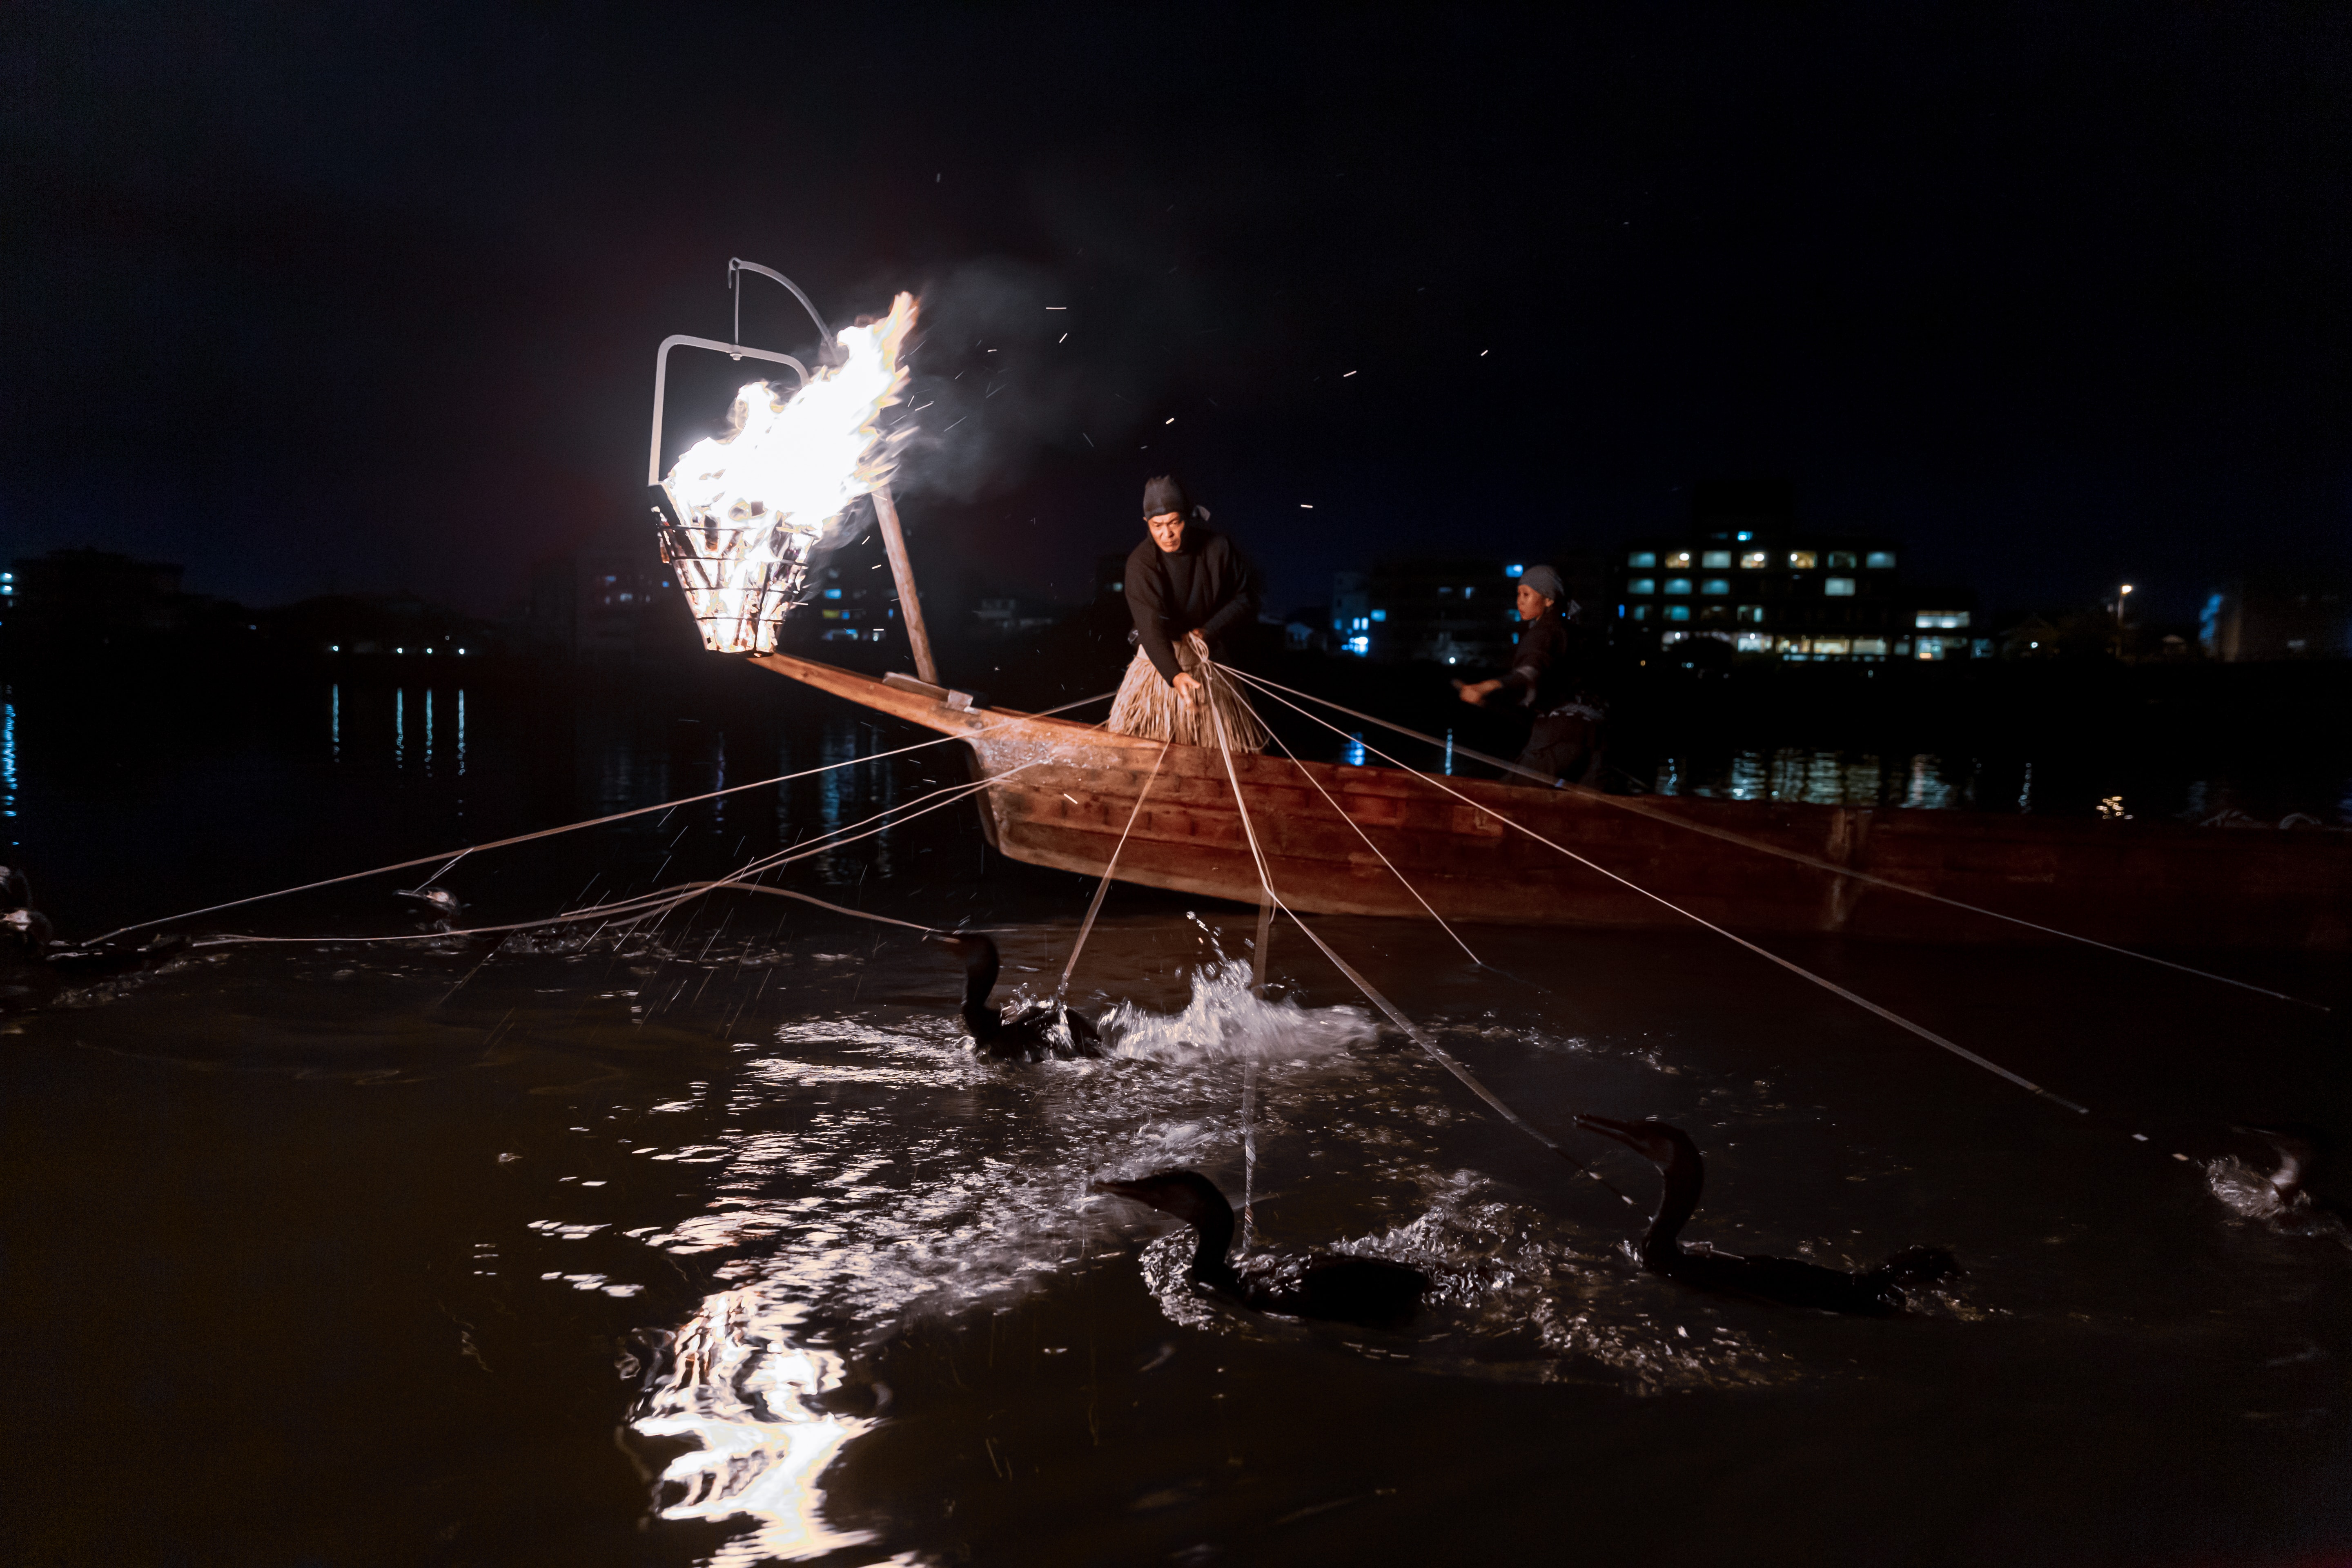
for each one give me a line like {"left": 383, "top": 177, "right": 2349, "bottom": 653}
{"left": 1519, "top": 564, "right": 1566, "bottom": 601}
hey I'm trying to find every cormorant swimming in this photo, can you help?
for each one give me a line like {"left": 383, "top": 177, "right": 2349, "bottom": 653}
{"left": 930, "top": 932, "right": 1104, "bottom": 1061}
{"left": 1577, "top": 1114, "right": 1957, "bottom": 1317}
{"left": 2214, "top": 1123, "right": 2351, "bottom": 1243}
{"left": 0, "top": 866, "right": 185, "bottom": 1008}
{"left": 1093, "top": 1168, "right": 1428, "bottom": 1329}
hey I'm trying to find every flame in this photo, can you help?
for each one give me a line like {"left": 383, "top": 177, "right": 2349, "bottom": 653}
{"left": 662, "top": 293, "right": 918, "bottom": 655}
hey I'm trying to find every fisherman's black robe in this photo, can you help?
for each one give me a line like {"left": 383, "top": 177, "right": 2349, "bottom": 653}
{"left": 1122, "top": 527, "right": 1261, "bottom": 686}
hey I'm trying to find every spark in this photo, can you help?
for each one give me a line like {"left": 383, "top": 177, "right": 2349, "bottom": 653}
{"left": 1058, "top": 332, "right": 1068, "bottom": 343}
{"left": 1481, "top": 349, "right": 1490, "bottom": 356}
{"left": 1165, "top": 416, "right": 1175, "bottom": 424}
{"left": 1046, "top": 305, "right": 1067, "bottom": 311}
{"left": 1343, "top": 370, "right": 1358, "bottom": 377}
{"left": 1300, "top": 503, "right": 1314, "bottom": 509}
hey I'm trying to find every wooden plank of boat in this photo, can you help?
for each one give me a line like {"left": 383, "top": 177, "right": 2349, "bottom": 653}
{"left": 746, "top": 652, "right": 2352, "bottom": 950}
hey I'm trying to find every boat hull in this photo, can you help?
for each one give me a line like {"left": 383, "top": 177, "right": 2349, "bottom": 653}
{"left": 748, "top": 654, "right": 2352, "bottom": 949}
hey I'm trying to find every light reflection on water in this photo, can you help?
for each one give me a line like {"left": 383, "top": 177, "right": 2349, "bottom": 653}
{"left": 633, "top": 1293, "right": 876, "bottom": 1564}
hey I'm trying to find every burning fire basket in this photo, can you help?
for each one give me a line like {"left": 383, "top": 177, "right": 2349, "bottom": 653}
{"left": 646, "top": 261, "right": 918, "bottom": 659}
{"left": 646, "top": 260, "right": 821, "bottom": 655}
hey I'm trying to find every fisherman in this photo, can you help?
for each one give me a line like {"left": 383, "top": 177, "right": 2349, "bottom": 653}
{"left": 1106, "top": 474, "right": 1270, "bottom": 749}
{"left": 1454, "top": 564, "right": 1607, "bottom": 785}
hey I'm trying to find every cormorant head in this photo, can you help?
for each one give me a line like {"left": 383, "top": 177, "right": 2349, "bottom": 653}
{"left": 1575, "top": 1114, "right": 1699, "bottom": 1169}
{"left": 1092, "top": 1169, "right": 1232, "bottom": 1228}
{"left": 927, "top": 931, "right": 999, "bottom": 973}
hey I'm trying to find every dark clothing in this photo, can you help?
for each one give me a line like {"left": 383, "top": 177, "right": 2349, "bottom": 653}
{"left": 1497, "top": 610, "right": 1604, "bottom": 717}
{"left": 1500, "top": 609, "right": 1608, "bottom": 784}
{"left": 1521, "top": 713, "right": 1604, "bottom": 786}
{"left": 1123, "top": 527, "right": 1261, "bottom": 685}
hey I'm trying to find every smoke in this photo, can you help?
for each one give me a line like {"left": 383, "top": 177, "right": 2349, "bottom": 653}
{"left": 850, "top": 252, "right": 1220, "bottom": 508}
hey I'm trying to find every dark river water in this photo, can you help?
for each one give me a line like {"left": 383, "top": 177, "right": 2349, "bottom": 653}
{"left": 3, "top": 665, "right": 2348, "bottom": 1567}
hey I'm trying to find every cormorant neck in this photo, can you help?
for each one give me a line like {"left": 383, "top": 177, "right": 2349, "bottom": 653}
{"left": 1185, "top": 1194, "right": 1241, "bottom": 1291}
{"left": 961, "top": 951, "right": 1001, "bottom": 1036}
{"left": 1642, "top": 1141, "right": 1704, "bottom": 1262}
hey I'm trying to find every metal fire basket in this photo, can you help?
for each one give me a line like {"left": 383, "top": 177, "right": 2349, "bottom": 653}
{"left": 646, "top": 259, "right": 832, "bottom": 656}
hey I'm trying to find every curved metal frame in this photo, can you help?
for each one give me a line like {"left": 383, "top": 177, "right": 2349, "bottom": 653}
{"left": 646, "top": 334, "right": 810, "bottom": 486}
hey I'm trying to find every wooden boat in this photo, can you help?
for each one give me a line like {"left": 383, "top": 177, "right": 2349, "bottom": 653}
{"left": 748, "top": 652, "right": 2352, "bottom": 950}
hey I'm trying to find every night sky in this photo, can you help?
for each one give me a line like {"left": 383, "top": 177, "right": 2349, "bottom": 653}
{"left": 7, "top": 3, "right": 2350, "bottom": 624}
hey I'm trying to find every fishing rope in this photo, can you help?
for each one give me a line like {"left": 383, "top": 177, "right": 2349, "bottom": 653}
{"left": 91, "top": 689, "right": 1114, "bottom": 947}
{"left": 1230, "top": 667, "right": 2094, "bottom": 1117}
{"left": 1054, "top": 741, "right": 1172, "bottom": 1002}
{"left": 1203, "top": 662, "right": 1636, "bottom": 1205}
{"left": 1254, "top": 711, "right": 1483, "bottom": 967}
{"left": 194, "top": 764, "right": 1044, "bottom": 948}
{"left": 1232, "top": 667, "right": 2323, "bottom": 1012}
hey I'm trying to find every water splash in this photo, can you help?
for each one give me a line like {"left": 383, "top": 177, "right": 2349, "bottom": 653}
{"left": 1096, "top": 958, "right": 1376, "bottom": 1063}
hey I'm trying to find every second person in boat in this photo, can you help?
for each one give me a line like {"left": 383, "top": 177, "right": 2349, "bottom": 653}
{"left": 1106, "top": 474, "right": 1271, "bottom": 751}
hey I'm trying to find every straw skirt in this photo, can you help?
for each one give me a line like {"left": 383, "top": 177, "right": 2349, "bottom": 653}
{"left": 1106, "top": 632, "right": 1270, "bottom": 751}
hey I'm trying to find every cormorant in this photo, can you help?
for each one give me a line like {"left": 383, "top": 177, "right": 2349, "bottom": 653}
{"left": 1577, "top": 1114, "right": 1956, "bottom": 1317}
{"left": 1093, "top": 1168, "right": 1428, "bottom": 1329}
{"left": 2216, "top": 1123, "right": 2352, "bottom": 1242}
{"left": 930, "top": 932, "right": 1103, "bottom": 1061}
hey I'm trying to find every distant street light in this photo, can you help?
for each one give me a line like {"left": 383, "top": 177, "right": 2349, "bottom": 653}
{"left": 2116, "top": 583, "right": 2134, "bottom": 657}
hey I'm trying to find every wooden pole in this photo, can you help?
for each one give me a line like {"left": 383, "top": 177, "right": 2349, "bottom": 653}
{"left": 871, "top": 484, "right": 938, "bottom": 685}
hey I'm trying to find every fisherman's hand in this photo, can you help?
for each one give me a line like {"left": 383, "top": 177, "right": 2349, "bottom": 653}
{"left": 1456, "top": 678, "right": 1502, "bottom": 706}
{"left": 1173, "top": 672, "right": 1205, "bottom": 702}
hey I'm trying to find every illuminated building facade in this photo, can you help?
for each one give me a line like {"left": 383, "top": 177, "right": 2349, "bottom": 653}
{"left": 1611, "top": 484, "right": 1980, "bottom": 661}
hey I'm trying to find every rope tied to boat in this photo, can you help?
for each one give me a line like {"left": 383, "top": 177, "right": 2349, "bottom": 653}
{"left": 1226, "top": 666, "right": 2328, "bottom": 1014}
{"left": 1200, "top": 659, "right": 1639, "bottom": 1206}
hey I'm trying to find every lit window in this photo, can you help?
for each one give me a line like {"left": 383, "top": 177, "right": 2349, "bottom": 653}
{"left": 1853, "top": 638, "right": 1887, "bottom": 656}
{"left": 1439, "top": 585, "right": 1453, "bottom": 595}
{"left": 1828, "top": 551, "right": 1857, "bottom": 569}
{"left": 1915, "top": 637, "right": 1947, "bottom": 661}
{"left": 1462, "top": 586, "right": 1474, "bottom": 598}
{"left": 1664, "top": 577, "right": 1692, "bottom": 595}
{"left": 1627, "top": 578, "right": 1655, "bottom": 595}
{"left": 1866, "top": 551, "right": 1896, "bottom": 570}
{"left": 457, "top": 648, "right": 467, "bottom": 655}
{"left": 1787, "top": 551, "right": 1817, "bottom": 570}
{"left": 1700, "top": 578, "right": 1730, "bottom": 596}
{"left": 1915, "top": 610, "right": 1969, "bottom": 629}
{"left": 1813, "top": 637, "right": 1850, "bottom": 655}
{"left": 825, "top": 588, "right": 842, "bottom": 599}
{"left": 1665, "top": 550, "right": 1694, "bottom": 569}
{"left": 1630, "top": 604, "right": 1651, "bottom": 621}
{"left": 1735, "top": 531, "right": 1753, "bottom": 542}
{"left": 1370, "top": 609, "right": 1386, "bottom": 621}
{"left": 1702, "top": 551, "right": 1732, "bottom": 569}
{"left": 1824, "top": 577, "right": 1855, "bottom": 596}
{"left": 1346, "top": 635, "right": 1370, "bottom": 655}
{"left": 1665, "top": 604, "right": 1692, "bottom": 621}
{"left": 1506, "top": 564, "right": 1524, "bottom": 577}
{"left": 1736, "top": 604, "right": 1765, "bottom": 624}
{"left": 1735, "top": 631, "right": 1771, "bottom": 652}
{"left": 1740, "top": 551, "right": 1768, "bottom": 570}
{"left": 329, "top": 644, "right": 340, "bottom": 652}
{"left": 1628, "top": 551, "right": 1657, "bottom": 568}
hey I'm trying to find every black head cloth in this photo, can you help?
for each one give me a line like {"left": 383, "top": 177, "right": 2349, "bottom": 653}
{"left": 1141, "top": 474, "right": 1189, "bottom": 520}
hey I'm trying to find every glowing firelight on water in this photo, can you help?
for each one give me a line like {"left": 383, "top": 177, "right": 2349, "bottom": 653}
{"left": 660, "top": 293, "right": 918, "bottom": 655}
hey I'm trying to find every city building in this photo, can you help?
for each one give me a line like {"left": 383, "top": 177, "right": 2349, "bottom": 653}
{"left": 2200, "top": 579, "right": 2352, "bottom": 661}
{"left": 1610, "top": 483, "right": 1980, "bottom": 661}
{"left": 1328, "top": 559, "right": 1524, "bottom": 665}
{"left": 7, "top": 547, "right": 194, "bottom": 647}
